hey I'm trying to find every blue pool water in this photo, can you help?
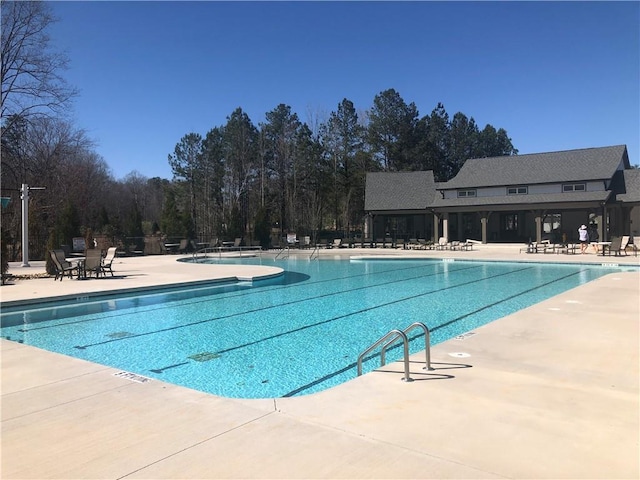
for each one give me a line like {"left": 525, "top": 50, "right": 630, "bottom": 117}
{"left": 0, "top": 258, "right": 627, "bottom": 398}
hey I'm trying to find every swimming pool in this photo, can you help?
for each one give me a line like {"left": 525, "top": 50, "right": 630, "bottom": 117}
{"left": 0, "top": 258, "right": 627, "bottom": 398}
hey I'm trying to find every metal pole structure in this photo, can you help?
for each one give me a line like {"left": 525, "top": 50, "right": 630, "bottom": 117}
{"left": 21, "top": 183, "right": 30, "bottom": 267}
{"left": 20, "top": 184, "right": 45, "bottom": 267}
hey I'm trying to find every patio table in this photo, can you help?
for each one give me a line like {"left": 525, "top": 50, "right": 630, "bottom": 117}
{"left": 65, "top": 257, "right": 85, "bottom": 279}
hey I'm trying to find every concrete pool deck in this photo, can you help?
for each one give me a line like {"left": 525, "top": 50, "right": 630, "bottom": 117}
{"left": 1, "top": 245, "right": 639, "bottom": 479}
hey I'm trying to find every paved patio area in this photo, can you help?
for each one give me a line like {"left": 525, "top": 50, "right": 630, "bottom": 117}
{"left": 1, "top": 245, "right": 638, "bottom": 479}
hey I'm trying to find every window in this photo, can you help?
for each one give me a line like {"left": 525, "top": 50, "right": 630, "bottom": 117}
{"left": 507, "top": 186, "right": 528, "bottom": 195}
{"left": 457, "top": 189, "right": 476, "bottom": 198}
{"left": 563, "top": 183, "right": 586, "bottom": 192}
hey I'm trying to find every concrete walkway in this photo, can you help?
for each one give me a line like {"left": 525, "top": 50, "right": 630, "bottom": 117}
{"left": 1, "top": 246, "right": 639, "bottom": 479}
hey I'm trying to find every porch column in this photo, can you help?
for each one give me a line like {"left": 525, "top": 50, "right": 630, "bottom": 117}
{"left": 457, "top": 212, "right": 463, "bottom": 241}
{"left": 480, "top": 213, "right": 488, "bottom": 244}
{"left": 441, "top": 212, "right": 449, "bottom": 241}
{"left": 364, "top": 213, "right": 373, "bottom": 239}
{"left": 433, "top": 213, "right": 440, "bottom": 242}
{"left": 534, "top": 211, "right": 543, "bottom": 243}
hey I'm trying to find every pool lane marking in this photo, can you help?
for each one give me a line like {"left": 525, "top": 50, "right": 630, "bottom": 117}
{"left": 70, "top": 264, "right": 487, "bottom": 350}
{"left": 281, "top": 268, "right": 589, "bottom": 397}
{"left": 146, "top": 265, "right": 538, "bottom": 373}
{"left": 11, "top": 261, "right": 446, "bottom": 332}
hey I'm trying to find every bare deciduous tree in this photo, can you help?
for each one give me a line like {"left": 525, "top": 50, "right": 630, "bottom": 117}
{"left": 1, "top": 0, "right": 77, "bottom": 142}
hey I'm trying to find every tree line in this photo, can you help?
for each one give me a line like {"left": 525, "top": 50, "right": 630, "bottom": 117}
{"left": 1, "top": 1, "right": 518, "bottom": 265}
{"left": 167, "top": 96, "right": 517, "bottom": 249}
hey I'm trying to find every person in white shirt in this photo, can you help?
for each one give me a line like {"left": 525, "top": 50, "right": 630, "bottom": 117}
{"left": 578, "top": 225, "right": 589, "bottom": 254}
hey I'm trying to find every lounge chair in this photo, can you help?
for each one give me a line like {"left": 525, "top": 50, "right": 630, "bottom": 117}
{"left": 101, "top": 247, "right": 117, "bottom": 276}
{"left": 555, "top": 243, "right": 578, "bottom": 255}
{"left": 459, "top": 240, "right": 473, "bottom": 251}
{"left": 331, "top": 238, "right": 342, "bottom": 248}
{"left": 450, "top": 240, "right": 472, "bottom": 251}
{"left": 436, "top": 237, "right": 450, "bottom": 250}
{"left": 50, "top": 249, "right": 80, "bottom": 281}
{"left": 418, "top": 239, "right": 432, "bottom": 250}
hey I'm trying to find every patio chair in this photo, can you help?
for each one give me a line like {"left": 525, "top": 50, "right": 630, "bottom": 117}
{"left": 101, "top": 247, "right": 117, "bottom": 276}
{"left": 331, "top": 238, "right": 342, "bottom": 248}
{"left": 286, "top": 233, "right": 298, "bottom": 248}
{"left": 178, "top": 239, "right": 189, "bottom": 254}
{"left": 619, "top": 236, "right": 635, "bottom": 256}
{"left": 602, "top": 236, "right": 623, "bottom": 256}
{"left": 621, "top": 236, "right": 638, "bottom": 256}
{"left": 49, "top": 249, "right": 80, "bottom": 281}
{"left": 300, "top": 236, "right": 311, "bottom": 249}
{"left": 83, "top": 249, "right": 103, "bottom": 278}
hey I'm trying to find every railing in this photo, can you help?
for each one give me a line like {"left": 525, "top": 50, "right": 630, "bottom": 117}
{"left": 381, "top": 322, "right": 433, "bottom": 371}
{"left": 358, "top": 329, "right": 412, "bottom": 382}
{"left": 357, "top": 322, "right": 433, "bottom": 382}
{"left": 309, "top": 246, "right": 319, "bottom": 260}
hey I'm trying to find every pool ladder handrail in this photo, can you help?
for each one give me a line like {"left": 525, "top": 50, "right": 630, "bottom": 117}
{"left": 357, "top": 322, "right": 433, "bottom": 382}
{"left": 309, "top": 246, "right": 319, "bottom": 260}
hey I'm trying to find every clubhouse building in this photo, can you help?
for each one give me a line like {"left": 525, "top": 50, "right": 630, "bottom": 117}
{"left": 364, "top": 145, "right": 639, "bottom": 244}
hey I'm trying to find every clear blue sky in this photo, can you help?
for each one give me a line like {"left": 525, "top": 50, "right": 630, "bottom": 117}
{"left": 48, "top": 1, "right": 639, "bottom": 180}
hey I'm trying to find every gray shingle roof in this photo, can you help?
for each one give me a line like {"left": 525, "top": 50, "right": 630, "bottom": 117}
{"left": 612, "top": 169, "right": 640, "bottom": 204}
{"left": 441, "top": 145, "right": 629, "bottom": 189}
{"left": 365, "top": 171, "right": 435, "bottom": 211}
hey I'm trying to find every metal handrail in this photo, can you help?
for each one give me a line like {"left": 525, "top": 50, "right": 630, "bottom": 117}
{"left": 357, "top": 329, "right": 413, "bottom": 382}
{"left": 274, "top": 246, "right": 289, "bottom": 259}
{"left": 309, "top": 246, "right": 319, "bottom": 260}
{"left": 381, "top": 322, "right": 433, "bottom": 371}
